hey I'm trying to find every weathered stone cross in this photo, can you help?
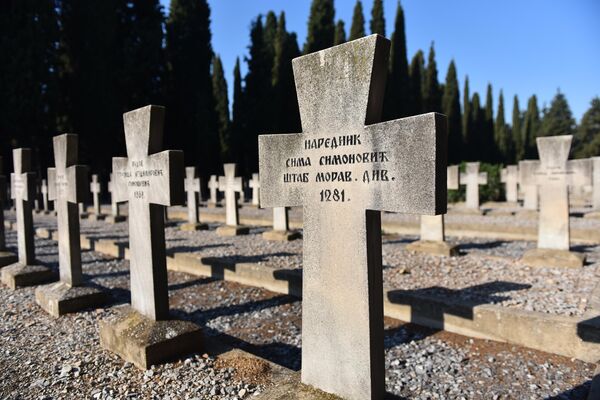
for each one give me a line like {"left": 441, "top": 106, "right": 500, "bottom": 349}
{"left": 184, "top": 167, "right": 200, "bottom": 222}
{"left": 90, "top": 174, "right": 103, "bottom": 216}
{"left": 208, "top": 174, "right": 219, "bottom": 206}
{"left": 40, "top": 179, "right": 50, "bottom": 213}
{"left": 218, "top": 163, "right": 243, "bottom": 226}
{"left": 460, "top": 162, "right": 487, "bottom": 209}
{"left": 11, "top": 149, "right": 36, "bottom": 265}
{"left": 112, "top": 105, "right": 184, "bottom": 320}
{"left": 47, "top": 134, "right": 89, "bottom": 285}
{"left": 258, "top": 35, "right": 447, "bottom": 400}
{"left": 501, "top": 165, "right": 518, "bottom": 203}
{"left": 0, "top": 157, "right": 17, "bottom": 266}
{"left": 248, "top": 173, "right": 260, "bottom": 207}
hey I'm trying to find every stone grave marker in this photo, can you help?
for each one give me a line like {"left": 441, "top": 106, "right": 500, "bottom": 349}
{"left": 521, "top": 135, "right": 591, "bottom": 268}
{"left": 181, "top": 166, "right": 208, "bottom": 231}
{"left": 78, "top": 202, "right": 89, "bottom": 219}
{"left": 106, "top": 173, "right": 126, "bottom": 223}
{"left": 248, "top": 173, "right": 261, "bottom": 207}
{"left": 98, "top": 105, "right": 201, "bottom": 369}
{"left": 0, "top": 156, "right": 18, "bottom": 267}
{"left": 2, "top": 148, "right": 55, "bottom": 289}
{"left": 258, "top": 35, "right": 447, "bottom": 400}
{"left": 33, "top": 178, "right": 43, "bottom": 214}
{"left": 35, "top": 134, "right": 106, "bottom": 317}
{"left": 88, "top": 174, "right": 106, "bottom": 221}
{"left": 207, "top": 174, "right": 220, "bottom": 207}
{"left": 518, "top": 160, "right": 540, "bottom": 211}
{"left": 584, "top": 157, "right": 600, "bottom": 218}
{"left": 216, "top": 163, "right": 249, "bottom": 236}
{"left": 406, "top": 165, "right": 459, "bottom": 256}
{"left": 262, "top": 207, "right": 301, "bottom": 241}
{"left": 459, "top": 162, "right": 487, "bottom": 212}
{"left": 501, "top": 165, "right": 518, "bottom": 203}
{"left": 40, "top": 179, "right": 53, "bottom": 214}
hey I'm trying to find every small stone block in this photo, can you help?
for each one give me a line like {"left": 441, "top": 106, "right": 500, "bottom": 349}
{"left": 262, "top": 230, "right": 301, "bottom": 242}
{"left": 99, "top": 306, "right": 203, "bottom": 369}
{"left": 35, "top": 281, "right": 107, "bottom": 317}
{"left": 88, "top": 214, "right": 107, "bottom": 222}
{"left": 1, "top": 263, "right": 56, "bottom": 289}
{"left": 521, "top": 248, "right": 586, "bottom": 269}
{"left": 405, "top": 240, "right": 459, "bottom": 257}
{"left": 0, "top": 251, "right": 18, "bottom": 268}
{"left": 180, "top": 222, "right": 209, "bottom": 232}
{"left": 254, "top": 372, "right": 344, "bottom": 400}
{"left": 216, "top": 225, "right": 250, "bottom": 237}
{"left": 105, "top": 215, "right": 127, "bottom": 224}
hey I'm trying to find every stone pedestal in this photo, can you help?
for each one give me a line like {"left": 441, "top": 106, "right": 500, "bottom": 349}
{"left": 99, "top": 306, "right": 203, "bottom": 369}
{"left": 35, "top": 281, "right": 107, "bottom": 317}
{"left": 262, "top": 230, "right": 301, "bottom": 242}
{"left": 1, "top": 263, "right": 55, "bottom": 289}
{"left": 180, "top": 222, "right": 209, "bottom": 231}
{"left": 405, "top": 240, "right": 459, "bottom": 257}
{"left": 0, "top": 251, "right": 18, "bottom": 268}
{"left": 521, "top": 248, "right": 585, "bottom": 269}
{"left": 105, "top": 215, "right": 127, "bottom": 224}
{"left": 216, "top": 225, "right": 250, "bottom": 237}
{"left": 88, "top": 214, "right": 107, "bottom": 222}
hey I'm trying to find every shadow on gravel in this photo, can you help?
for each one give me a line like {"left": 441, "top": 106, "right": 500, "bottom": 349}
{"left": 168, "top": 277, "right": 216, "bottom": 291}
{"left": 457, "top": 240, "right": 507, "bottom": 251}
{"left": 571, "top": 244, "right": 598, "bottom": 254}
{"left": 544, "top": 381, "right": 592, "bottom": 400}
{"left": 84, "top": 269, "right": 129, "bottom": 280}
{"left": 577, "top": 315, "right": 600, "bottom": 400}
{"left": 167, "top": 243, "right": 232, "bottom": 255}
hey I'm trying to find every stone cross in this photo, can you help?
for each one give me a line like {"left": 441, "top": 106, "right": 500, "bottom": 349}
{"left": 90, "top": 174, "right": 102, "bottom": 215}
{"left": 518, "top": 160, "right": 540, "bottom": 210}
{"left": 258, "top": 35, "right": 447, "bottom": 400}
{"left": 47, "top": 134, "right": 89, "bottom": 286}
{"left": 112, "top": 105, "right": 184, "bottom": 321}
{"left": 184, "top": 167, "right": 201, "bottom": 224}
{"left": 249, "top": 173, "right": 260, "bottom": 207}
{"left": 208, "top": 174, "right": 219, "bottom": 205}
{"left": 10, "top": 149, "right": 37, "bottom": 265}
{"left": 108, "top": 173, "right": 121, "bottom": 217}
{"left": 218, "top": 164, "right": 243, "bottom": 226}
{"left": 501, "top": 165, "right": 518, "bottom": 203}
{"left": 592, "top": 157, "right": 600, "bottom": 211}
{"left": 41, "top": 179, "right": 50, "bottom": 212}
{"left": 460, "top": 162, "right": 487, "bottom": 209}
{"left": 0, "top": 157, "right": 7, "bottom": 251}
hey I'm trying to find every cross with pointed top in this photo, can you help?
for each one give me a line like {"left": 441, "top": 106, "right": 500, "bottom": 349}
{"left": 112, "top": 105, "right": 184, "bottom": 321}
{"left": 258, "top": 35, "right": 447, "bottom": 400}
{"left": 218, "top": 164, "right": 243, "bottom": 226}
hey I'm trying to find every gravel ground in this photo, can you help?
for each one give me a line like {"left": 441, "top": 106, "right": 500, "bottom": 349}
{"left": 0, "top": 228, "right": 595, "bottom": 400}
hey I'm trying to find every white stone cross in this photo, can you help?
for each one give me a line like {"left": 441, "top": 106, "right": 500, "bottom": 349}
{"left": 518, "top": 160, "right": 540, "bottom": 210}
{"left": 112, "top": 105, "right": 184, "bottom": 321}
{"left": 108, "top": 173, "right": 121, "bottom": 217}
{"left": 501, "top": 165, "right": 518, "bottom": 203}
{"left": 47, "top": 134, "right": 89, "bottom": 286}
{"left": 90, "top": 174, "right": 102, "bottom": 215}
{"left": 218, "top": 164, "right": 243, "bottom": 226}
{"left": 184, "top": 167, "right": 201, "bottom": 224}
{"left": 11, "top": 149, "right": 37, "bottom": 265}
{"left": 208, "top": 175, "right": 219, "bottom": 205}
{"left": 40, "top": 179, "right": 50, "bottom": 213}
{"left": 460, "top": 162, "right": 487, "bottom": 209}
{"left": 258, "top": 35, "right": 447, "bottom": 400}
{"left": 248, "top": 173, "right": 260, "bottom": 207}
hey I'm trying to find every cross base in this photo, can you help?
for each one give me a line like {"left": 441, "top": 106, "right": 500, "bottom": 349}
{"left": 99, "top": 305, "right": 203, "bottom": 369}
{"left": 485, "top": 208, "right": 517, "bottom": 217}
{"left": 1, "top": 262, "right": 56, "bottom": 289}
{"left": 0, "top": 251, "right": 18, "bottom": 268}
{"left": 216, "top": 225, "right": 249, "bottom": 237}
{"left": 253, "top": 372, "right": 346, "bottom": 400}
{"left": 262, "top": 230, "right": 301, "bottom": 242}
{"left": 521, "top": 248, "right": 586, "bottom": 269}
{"left": 180, "top": 222, "right": 209, "bottom": 232}
{"left": 405, "top": 240, "right": 460, "bottom": 257}
{"left": 105, "top": 215, "right": 127, "bottom": 224}
{"left": 35, "top": 281, "right": 108, "bottom": 317}
{"left": 88, "top": 213, "right": 107, "bottom": 222}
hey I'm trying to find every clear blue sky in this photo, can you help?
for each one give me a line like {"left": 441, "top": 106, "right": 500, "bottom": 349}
{"left": 160, "top": 0, "right": 599, "bottom": 122}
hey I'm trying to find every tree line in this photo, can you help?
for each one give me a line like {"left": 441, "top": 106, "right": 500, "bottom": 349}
{"left": 1, "top": 0, "right": 598, "bottom": 182}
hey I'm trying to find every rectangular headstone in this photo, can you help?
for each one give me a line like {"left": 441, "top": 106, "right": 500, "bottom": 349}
{"left": 258, "top": 35, "right": 447, "bottom": 400}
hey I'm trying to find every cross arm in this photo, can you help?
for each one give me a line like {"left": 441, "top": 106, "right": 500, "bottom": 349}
{"left": 11, "top": 172, "right": 36, "bottom": 201}
{"left": 69, "top": 165, "right": 89, "bottom": 204}
{"left": 112, "top": 157, "right": 130, "bottom": 204}
{"left": 567, "top": 159, "right": 592, "bottom": 187}
{"left": 147, "top": 150, "right": 185, "bottom": 206}
{"left": 47, "top": 168, "right": 57, "bottom": 201}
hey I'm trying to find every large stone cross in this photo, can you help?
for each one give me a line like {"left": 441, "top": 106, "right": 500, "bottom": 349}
{"left": 258, "top": 35, "right": 447, "bottom": 400}
{"left": 218, "top": 164, "right": 243, "bottom": 226}
{"left": 47, "top": 134, "right": 89, "bottom": 285}
{"left": 460, "top": 162, "right": 487, "bottom": 209}
{"left": 11, "top": 149, "right": 37, "bottom": 265}
{"left": 184, "top": 167, "right": 201, "bottom": 223}
{"left": 90, "top": 174, "right": 102, "bottom": 215}
{"left": 208, "top": 175, "right": 219, "bottom": 205}
{"left": 501, "top": 165, "right": 518, "bottom": 203}
{"left": 248, "top": 173, "right": 260, "bottom": 207}
{"left": 112, "top": 105, "right": 184, "bottom": 320}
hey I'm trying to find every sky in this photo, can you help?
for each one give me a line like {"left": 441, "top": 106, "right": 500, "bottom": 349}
{"left": 159, "top": 0, "right": 600, "bottom": 122}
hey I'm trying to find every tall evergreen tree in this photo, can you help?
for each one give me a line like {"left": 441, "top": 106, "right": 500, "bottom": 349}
{"left": 369, "top": 0, "right": 385, "bottom": 36}
{"left": 471, "top": 92, "right": 485, "bottom": 157}
{"left": 334, "top": 20, "right": 346, "bottom": 45}
{"left": 304, "top": 0, "right": 335, "bottom": 54}
{"left": 522, "top": 95, "right": 540, "bottom": 158}
{"left": 383, "top": 1, "right": 409, "bottom": 120}
{"left": 212, "top": 55, "right": 229, "bottom": 163}
{"left": 423, "top": 43, "right": 441, "bottom": 113}
{"left": 483, "top": 84, "right": 495, "bottom": 162}
{"left": 462, "top": 76, "right": 473, "bottom": 159}
{"left": 539, "top": 90, "right": 575, "bottom": 138}
{"left": 349, "top": 1, "right": 366, "bottom": 41}
{"left": 230, "top": 58, "right": 244, "bottom": 164}
{"left": 574, "top": 98, "right": 600, "bottom": 157}
{"left": 494, "top": 90, "right": 512, "bottom": 163}
{"left": 442, "top": 61, "right": 462, "bottom": 163}
{"left": 407, "top": 50, "right": 424, "bottom": 116}
{"left": 166, "top": 0, "right": 217, "bottom": 174}
{"left": 512, "top": 95, "right": 523, "bottom": 160}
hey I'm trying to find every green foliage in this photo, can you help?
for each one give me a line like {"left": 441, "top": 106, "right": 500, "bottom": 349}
{"left": 462, "top": 76, "right": 472, "bottom": 159}
{"left": 423, "top": 43, "right": 441, "bottom": 113}
{"left": 522, "top": 95, "right": 540, "bottom": 158}
{"left": 512, "top": 95, "right": 523, "bottom": 160}
{"left": 369, "top": 0, "right": 385, "bottom": 36}
{"left": 407, "top": 51, "right": 425, "bottom": 116}
{"left": 494, "top": 91, "right": 513, "bottom": 163}
{"left": 442, "top": 61, "right": 463, "bottom": 163}
{"left": 212, "top": 55, "right": 230, "bottom": 163}
{"left": 483, "top": 84, "right": 496, "bottom": 162}
{"left": 383, "top": 2, "right": 409, "bottom": 120}
{"left": 470, "top": 92, "right": 485, "bottom": 158}
{"left": 574, "top": 98, "right": 600, "bottom": 157}
{"left": 349, "top": 0, "right": 366, "bottom": 41}
{"left": 334, "top": 20, "right": 346, "bottom": 45}
{"left": 448, "top": 162, "right": 504, "bottom": 203}
{"left": 540, "top": 90, "right": 575, "bottom": 138}
{"left": 230, "top": 58, "right": 244, "bottom": 164}
{"left": 303, "top": 0, "right": 335, "bottom": 54}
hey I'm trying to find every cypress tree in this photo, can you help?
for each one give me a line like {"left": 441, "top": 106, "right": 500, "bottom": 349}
{"left": 349, "top": 1, "right": 366, "bottom": 41}
{"left": 334, "top": 20, "right": 346, "bottom": 45}
{"left": 522, "top": 95, "right": 540, "bottom": 159}
{"left": 539, "top": 90, "right": 575, "bottom": 137}
{"left": 230, "top": 58, "right": 244, "bottom": 164}
{"left": 370, "top": 0, "right": 386, "bottom": 36}
{"left": 407, "top": 50, "right": 425, "bottom": 116}
{"left": 574, "top": 98, "right": 600, "bottom": 157}
{"left": 471, "top": 92, "right": 485, "bottom": 155}
{"left": 383, "top": 1, "right": 409, "bottom": 120}
{"left": 212, "top": 55, "right": 230, "bottom": 163}
{"left": 512, "top": 95, "right": 523, "bottom": 160}
{"left": 494, "top": 90, "right": 512, "bottom": 163}
{"left": 442, "top": 61, "right": 462, "bottom": 163}
{"left": 484, "top": 84, "right": 495, "bottom": 162}
{"left": 423, "top": 43, "right": 441, "bottom": 113}
{"left": 462, "top": 76, "right": 472, "bottom": 159}
{"left": 304, "top": 0, "right": 335, "bottom": 54}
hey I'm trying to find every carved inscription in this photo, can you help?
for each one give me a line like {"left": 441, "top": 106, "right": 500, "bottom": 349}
{"left": 115, "top": 160, "right": 164, "bottom": 200}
